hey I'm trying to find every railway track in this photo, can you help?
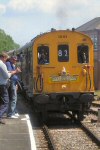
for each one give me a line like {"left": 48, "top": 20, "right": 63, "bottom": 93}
{"left": 89, "top": 100, "right": 100, "bottom": 116}
{"left": 79, "top": 121, "right": 100, "bottom": 147}
{"left": 33, "top": 113, "right": 100, "bottom": 150}
{"left": 92, "top": 102, "right": 100, "bottom": 107}
{"left": 42, "top": 125, "right": 57, "bottom": 150}
{"left": 19, "top": 95, "right": 100, "bottom": 149}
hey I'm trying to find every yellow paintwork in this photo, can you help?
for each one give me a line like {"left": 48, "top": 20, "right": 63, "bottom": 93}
{"left": 32, "top": 30, "right": 94, "bottom": 94}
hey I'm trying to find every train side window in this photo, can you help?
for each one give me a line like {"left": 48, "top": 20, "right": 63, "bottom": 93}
{"left": 17, "top": 52, "right": 24, "bottom": 62}
{"left": 78, "top": 45, "right": 89, "bottom": 63}
{"left": 58, "top": 45, "right": 69, "bottom": 62}
{"left": 25, "top": 49, "right": 29, "bottom": 72}
{"left": 38, "top": 46, "right": 49, "bottom": 65}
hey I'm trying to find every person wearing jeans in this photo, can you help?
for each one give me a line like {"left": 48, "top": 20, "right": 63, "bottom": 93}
{"left": 0, "top": 85, "right": 9, "bottom": 124}
{"left": 0, "top": 52, "right": 19, "bottom": 124}
{"left": 6, "top": 56, "right": 21, "bottom": 119}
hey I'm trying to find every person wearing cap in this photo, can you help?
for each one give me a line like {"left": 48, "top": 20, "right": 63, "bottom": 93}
{"left": 0, "top": 52, "right": 19, "bottom": 124}
{"left": 6, "top": 56, "right": 21, "bottom": 119}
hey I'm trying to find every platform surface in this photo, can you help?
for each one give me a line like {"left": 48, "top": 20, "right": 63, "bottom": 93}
{"left": 0, "top": 95, "right": 36, "bottom": 150}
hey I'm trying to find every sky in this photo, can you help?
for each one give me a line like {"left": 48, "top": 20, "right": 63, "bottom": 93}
{"left": 0, "top": 0, "right": 100, "bottom": 46}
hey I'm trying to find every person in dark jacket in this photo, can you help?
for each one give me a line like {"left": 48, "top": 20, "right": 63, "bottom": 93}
{"left": 6, "top": 56, "right": 21, "bottom": 118}
{"left": 0, "top": 52, "right": 19, "bottom": 124}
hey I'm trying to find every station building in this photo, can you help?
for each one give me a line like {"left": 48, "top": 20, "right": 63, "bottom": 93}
{"left": 77, "top": 17, "right": 100, "bottom": 90}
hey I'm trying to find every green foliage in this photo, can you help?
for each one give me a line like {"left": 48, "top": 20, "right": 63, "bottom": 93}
{"left": 0, "top": 29, "right": 20, "bottom": 52}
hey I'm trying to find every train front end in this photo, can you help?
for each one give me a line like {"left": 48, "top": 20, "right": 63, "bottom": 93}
{"left": 33, "top": 30, "right": 94, "bottom": 119}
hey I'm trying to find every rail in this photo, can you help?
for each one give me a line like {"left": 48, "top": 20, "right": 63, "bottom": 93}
{"left": 79, "top": 122, "right": 100, "bottom": 147}
{"left": 42, "top": 124, "right": 57, "bottom": 150}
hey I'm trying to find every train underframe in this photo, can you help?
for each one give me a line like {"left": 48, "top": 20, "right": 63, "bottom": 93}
{"left": 33, "top": 92, "right": 94, "bottom": 121}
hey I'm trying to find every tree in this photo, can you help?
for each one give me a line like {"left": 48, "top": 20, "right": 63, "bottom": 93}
{"left": 0, "top": 29, "right": 20, "bottom": 52}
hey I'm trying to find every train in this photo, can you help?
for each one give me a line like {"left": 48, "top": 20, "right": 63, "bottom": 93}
{"left": 9, "top": 29, "right": 95, "bottom": 120}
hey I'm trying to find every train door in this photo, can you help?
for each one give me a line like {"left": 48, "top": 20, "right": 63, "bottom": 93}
{"left": 34, "top": 45, "right": 49, "bottom": 93}
{"left": 25, "top": 48, "right": 33, "bottom": 95}
{"left": 19, "top": 48, "right": 33, "bottom": 95}
{"left": 77, "top": 44, "right": 94, "bottom": 91}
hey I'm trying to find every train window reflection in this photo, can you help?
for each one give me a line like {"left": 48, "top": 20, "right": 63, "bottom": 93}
{"left": 78, "top": 45, "right": 89, "bottom": 63}
{"left": 38, "top": 46, "right": 49, "bottom": 65}
{"left": 58, "top": 45, "right": 69, "bottom": 62}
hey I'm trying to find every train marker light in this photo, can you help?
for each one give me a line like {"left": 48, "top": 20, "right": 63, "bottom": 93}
{"left": 62, "top": 67, "right": 66, "bottom": 75}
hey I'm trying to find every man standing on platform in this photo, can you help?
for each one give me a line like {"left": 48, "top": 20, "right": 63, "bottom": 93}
{"left": 0, "top": 52, "right": 19, "bottom": 124}
{"left": 6, "top": 56, "right": 21, "bottom": 119}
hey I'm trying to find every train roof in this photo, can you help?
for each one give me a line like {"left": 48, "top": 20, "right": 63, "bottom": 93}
{"left": 17, "top": 29, "right": 92, "bottom": 53}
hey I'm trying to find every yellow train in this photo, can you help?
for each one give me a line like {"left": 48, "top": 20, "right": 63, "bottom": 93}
{"left": 15, "top": 29, "right": 94, "bottom": 120}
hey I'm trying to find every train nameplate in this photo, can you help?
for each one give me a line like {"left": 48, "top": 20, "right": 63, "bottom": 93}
{"left": 50, "top": 75, "right": 78, "bottom": 82}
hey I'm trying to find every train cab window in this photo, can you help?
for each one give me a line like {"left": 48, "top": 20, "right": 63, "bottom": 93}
{"left": 78, "top": 45, "right": 89, "bottom": 63}
{"left": 38, "top": 46, "right": 49, "bottom": 65}
{"left": 58, "top": 45, "right": 69, "bottom": 62}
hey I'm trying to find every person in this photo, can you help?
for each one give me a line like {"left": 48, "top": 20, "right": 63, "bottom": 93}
{"left": 6, "top": 56, "right": 21, "bottom": 119}
{"left": 0, "top": 52, "right": 19, "bottom": 124}
{"left": 38, "top": 49, "right": 48, "bottom": 64}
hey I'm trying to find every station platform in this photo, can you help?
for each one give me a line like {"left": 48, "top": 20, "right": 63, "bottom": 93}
{"left": 0, "top": 95, "right": 37, "bottom": 150}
